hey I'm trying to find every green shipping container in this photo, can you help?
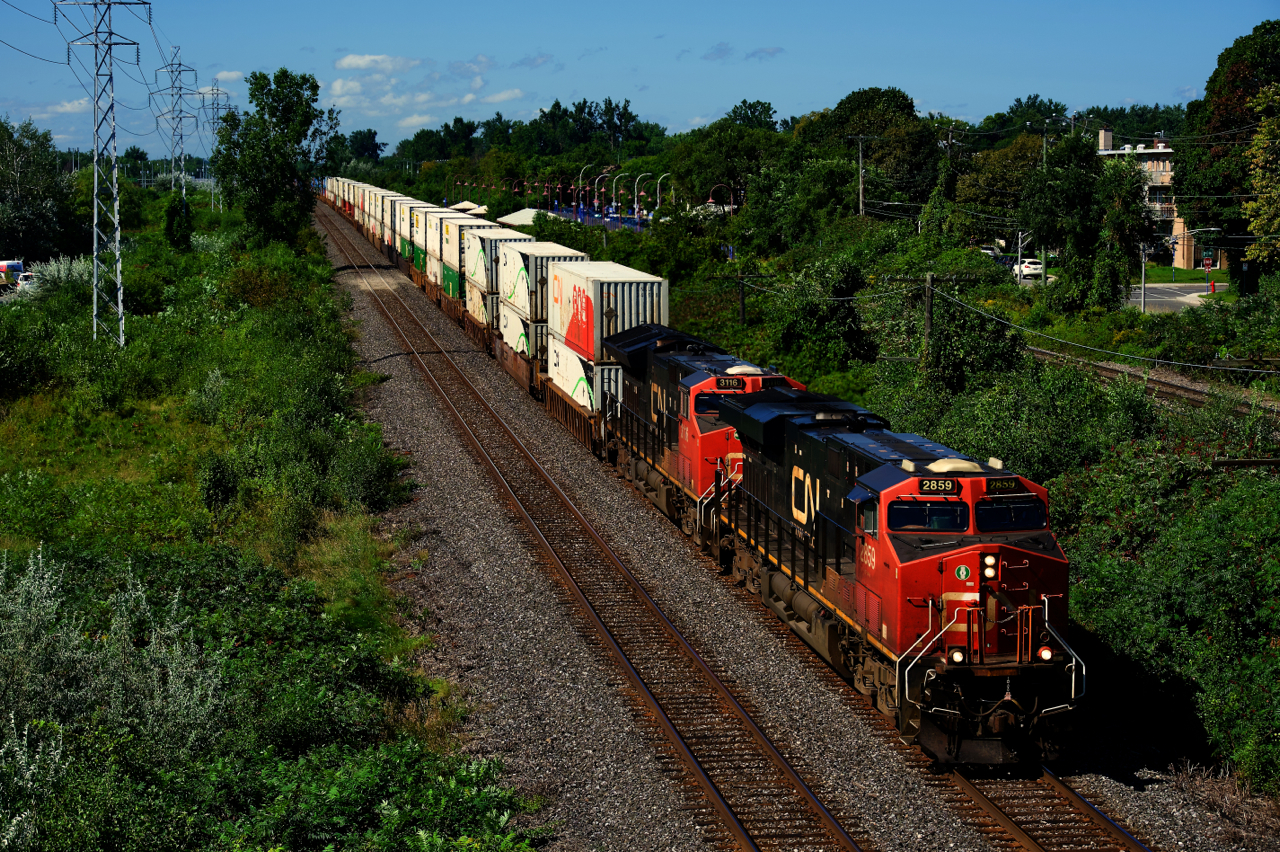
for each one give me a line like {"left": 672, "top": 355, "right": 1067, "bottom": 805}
{"left": 443, "top": 263, "right": 462, "bottom": 299}
{"left": 415, "top": 246, "right": 426, "bottom": 271}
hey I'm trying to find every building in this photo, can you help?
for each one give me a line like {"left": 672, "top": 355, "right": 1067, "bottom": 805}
{"left": 1097, "top": 128, "right": 1219, "bottom": 271}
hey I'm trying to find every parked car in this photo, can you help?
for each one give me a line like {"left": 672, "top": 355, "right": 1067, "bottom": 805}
{"left": 1015, "top": 258, "right": 1044, "bottom": 278}
{"left": 978, "top": 245, "right": 1001, "bottom": 258}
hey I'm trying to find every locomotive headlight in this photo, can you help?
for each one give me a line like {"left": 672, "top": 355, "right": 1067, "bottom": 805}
{"left": 949, "top": 648, "right": 967, "bottom": 665}
{"left": 1037, "top": 646, "right": 1054, "bottom": 662}
{"left": 983, "top": 565, "right": 997, "bottom": 579}
{"left": 983, "top": 555, "right": 996, "bottom": 566}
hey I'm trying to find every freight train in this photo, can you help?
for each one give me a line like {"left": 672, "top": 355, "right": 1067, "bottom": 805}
{"left": 323, "top": 177, "right": 1084, "bottom": 764}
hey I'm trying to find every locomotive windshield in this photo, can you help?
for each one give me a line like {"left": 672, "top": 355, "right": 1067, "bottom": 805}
{"left": 693, "top": 393, "right": 729, "bottom": 431}
{"left": 975, "top": 497, "right": 1048, "bottom": 532}
{"left": 888, "top": 500, "right": 970, "bottom": 533}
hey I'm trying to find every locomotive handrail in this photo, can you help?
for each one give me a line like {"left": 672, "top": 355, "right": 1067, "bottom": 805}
{"left": 898, "top": 609, "right": 963, "bottom": 735}
{"left": 1039, "top": 595, "right": 1086, "bottom": 714}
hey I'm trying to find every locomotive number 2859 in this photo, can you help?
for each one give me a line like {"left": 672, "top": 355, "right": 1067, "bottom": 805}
{"left": 918, "top": 478, "right": 958, "bottom": 494}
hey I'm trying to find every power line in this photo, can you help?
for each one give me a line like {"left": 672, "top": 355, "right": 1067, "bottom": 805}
{"left": 0, "top": 35, "right": 65, "bottom": 63}
{"left": 1, "top": 0, "right": 53, "bottom": 22}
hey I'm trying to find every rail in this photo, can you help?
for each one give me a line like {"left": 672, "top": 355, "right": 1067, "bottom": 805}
{"left": 315, "top": 203, "right": 862, "bottom": 852}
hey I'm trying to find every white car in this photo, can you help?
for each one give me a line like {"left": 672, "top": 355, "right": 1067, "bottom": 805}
{"left": 1015, "top": 258, "right": 1044, "bottom": 278}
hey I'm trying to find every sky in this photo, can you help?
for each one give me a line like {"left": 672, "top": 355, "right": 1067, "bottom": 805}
{"left": 1, "top": 0, "right": 1276, "bottom": 159}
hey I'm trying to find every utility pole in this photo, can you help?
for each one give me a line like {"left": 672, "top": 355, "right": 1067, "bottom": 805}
{"left": 57, "top": 0, "right": 149, "bottom": 347}
{"left": 156, "top": 46, "right": 197, "bottom": 196}
{"left": 924, "top": 273, "right": 934, "bottom": 352}
{"left": 857, "top": 136, "right": 865, "bottom": 216}
{"left": 1041, "top": 119, "right": 1050, "bottom": 289}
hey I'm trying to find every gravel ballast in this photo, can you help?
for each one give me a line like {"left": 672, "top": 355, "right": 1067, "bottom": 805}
{"left": 323, "top": 213, "right": 1279, "bottom": 852}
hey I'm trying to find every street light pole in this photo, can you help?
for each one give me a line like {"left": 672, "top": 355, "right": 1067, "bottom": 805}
{"left": 633, "top": 172, "right": 651, "bottom": 222}
{"left": 655, "top": 172, "right": 671, "bottom": 212}
{"left": 576, "top": 163, "right": 594, "bottom": 222}
{"left": 611, "top": 173, "right": 630, "bottom": 223}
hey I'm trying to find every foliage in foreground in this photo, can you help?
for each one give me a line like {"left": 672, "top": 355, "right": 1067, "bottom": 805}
{"left": 0, "top": 193, "right": 539, "bottom": 850}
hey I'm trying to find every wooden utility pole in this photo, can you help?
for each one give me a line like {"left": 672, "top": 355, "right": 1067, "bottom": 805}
{"left": 924, "top": 273, "right": 934, "bottom": 352}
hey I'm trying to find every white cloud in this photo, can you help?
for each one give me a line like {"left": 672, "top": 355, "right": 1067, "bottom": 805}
{"left": 449, "top": 54, "right": 494, "bottom": 77}
{"left": 461, "top": 93, "right": 476, "bottom": 104}
{"left": 480, "top": 88, "right": 524, "bottom": 104}
{"left": 745, "top": 47, "right": 783, "bottom": 61}
{"left": 214, "top": 70, "right": 244, "bottom": 83}
{"left": 688, "top": 115, "right": 709, "bottom": 126}
{"left": 398, "top": 113, "right": 437, "bottom": 128}
{"left": 33, "top": 98, "right": 90, "bottom": 119}
{"left": 335, "top": 54, "right": 421, "bottom": 73}
{"left": 511, "top": 53, "right": 552, "bottom": 70}
{"left": 1175, "top": 85, "right": 1198, "bottom": 101}
{"left": 330, "top": 78, "right": 363, "bottom": 97}
{"left": 471, "top": 75, "right": 484, "bottom": 91}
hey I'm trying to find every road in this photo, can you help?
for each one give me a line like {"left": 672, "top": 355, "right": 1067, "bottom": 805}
{"left": 1125, "top": 280, "right": 1226, "bottom": 312}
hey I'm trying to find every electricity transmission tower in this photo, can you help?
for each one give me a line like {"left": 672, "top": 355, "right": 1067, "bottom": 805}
{"left": 155, "top": 46, "right": 197, "bottom": 195}
{"left": 57, "top": 0, "right": 150, "bottom": 347}
{"left": 202, "top": 85, "right": 233, "bottom": 211}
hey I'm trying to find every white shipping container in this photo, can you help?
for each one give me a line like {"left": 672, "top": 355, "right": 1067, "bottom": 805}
{"left": 425, "top": 210, "right": 476, "bottom": 260}
{"left": 547, "top": 262, "right": 667, "bottom": 362}
{"left": 464, "top": 278, "right": 499, "bottom": 326}
{"left": 497, "top": 242, "right": 588, "bottom": 322}
{"left": 464, "top": 228, "right": 532, "bottom": 293}
{"left": 425, "top": 254, "right": 441, "bottom": 288}
{"left": 442, "top": 217, "right": 500, "bottom": 276}
{"left": 547, "top": 335, "right": 622, "bottom": 413}
{"left": 497, "top": 301, "right": 548, "bottom": 363}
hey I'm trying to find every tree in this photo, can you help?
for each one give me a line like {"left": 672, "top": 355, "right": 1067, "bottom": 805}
{"left": 348, "top": 128, "right": 386, "bottom": 161}
{"left": 1244, "top": 84, "right": 1280, "bottom": 265}
{"left": 211, "top": 68, "right": 340, "bottom": 245}
{"left": 1022, "top": 133, "right": 1153, "bottom": 311}
{"left": 1173, "top": 20, "right": 1280, "bottom": 292}
{"left": 727, "top": 100, "right": 777, "bottom": 132}
{"left": 0, "top": 116, "right": 79, "bottom": 261}
{"left": 163, "top": 193, "right": 193, "bottom": 251}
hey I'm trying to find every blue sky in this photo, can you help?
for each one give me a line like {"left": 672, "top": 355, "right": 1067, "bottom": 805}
{"left": 2, "top": 0, "right": 1275, "bottom": 157}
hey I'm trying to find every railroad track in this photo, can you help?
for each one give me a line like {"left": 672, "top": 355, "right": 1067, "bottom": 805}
{"left": 314, "top": 204, "right": 865, "bottom": 852}
{"left": 691, "top": 578, "right": 1158, "bottom": 852}
{"left": 1029, "top": 346, "right": 1280, "bottom": 417}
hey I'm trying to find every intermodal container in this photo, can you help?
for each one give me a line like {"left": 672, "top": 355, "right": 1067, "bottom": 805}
{"left": 442, "top": 217, "right": 500, "bottom": 281}
{"left": 425, "top": 210, "right": 476, "bottom": 260}
{"left": 497, "top": 242, "right": 588, "bottom": 322}
{"left": 464, "top": 227, "right": 531, "bottom": 294}
{"left": 547, "top": 334, "right": 622, "bottom": 413}
{"left": 465, "top": 277, "right": 499, "bottom": 327}
{"left": 397, "top": 201, "right": 432, "bottom": 260}
{"left": 547, "top": 262, "right": 667, "bottom": 362}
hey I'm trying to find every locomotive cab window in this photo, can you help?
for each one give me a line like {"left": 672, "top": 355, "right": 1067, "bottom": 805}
{"left": 858, "top": 499, "right": 879, "bottom": 538}
{"left": 693, "top": 393, "right": 726, "bottom": 431}
{"left": 887, "top": 500, "right": 970, "bottom": 533}
{"left": 975, "top": 497, "right": 1048, "bottom": 532}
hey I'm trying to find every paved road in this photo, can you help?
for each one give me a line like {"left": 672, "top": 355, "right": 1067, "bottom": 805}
{"left": 1125, "top": 280, "right": 1226, "bottom": 312}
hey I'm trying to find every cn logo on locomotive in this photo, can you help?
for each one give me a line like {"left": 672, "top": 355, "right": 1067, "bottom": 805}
{"left": 790, "top": 465, "right": 820, "bottom": 525}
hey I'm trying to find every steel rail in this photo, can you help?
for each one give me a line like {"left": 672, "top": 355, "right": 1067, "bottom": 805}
{"left": 1029, "top": 346, "right": 1280, "bottom": 417}
{"left": 952, "top": 771, "right": 1047, "bottom": 852}
{"left": 315, "top": 205, "right": 861, "bottom": 852}
{"left": 1040, "top": 766, "right": 1152, "bottom": 852}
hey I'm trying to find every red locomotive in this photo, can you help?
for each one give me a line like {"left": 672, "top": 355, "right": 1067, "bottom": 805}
{"left": 604, "top": 327, "right": 1083, "bottom": 763}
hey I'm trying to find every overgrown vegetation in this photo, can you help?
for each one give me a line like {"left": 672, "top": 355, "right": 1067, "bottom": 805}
{"left": 0, "top": 187, "right": 541, "bottom": 849}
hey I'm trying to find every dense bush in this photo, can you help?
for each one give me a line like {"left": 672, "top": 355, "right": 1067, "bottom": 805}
{"left": 0, "top": 190, "right": 535, "bottom": 849}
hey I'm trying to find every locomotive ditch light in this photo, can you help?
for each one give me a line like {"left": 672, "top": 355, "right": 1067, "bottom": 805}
{"left": 983, "top": 554, "right": 997, "bottom": 578}
{"left": 1037, "top": 646, "right": 1054, "bottom": 662}
{"left": 949, "top": 648, "right": 967, "bottom": 665}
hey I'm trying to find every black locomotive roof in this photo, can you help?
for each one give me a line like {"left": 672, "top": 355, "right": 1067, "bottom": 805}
{"left": 719, "top": 388, "right": 884, "bottom": 446}
{"left": 603, "top": 324, "right": 726, "bottom": 372}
